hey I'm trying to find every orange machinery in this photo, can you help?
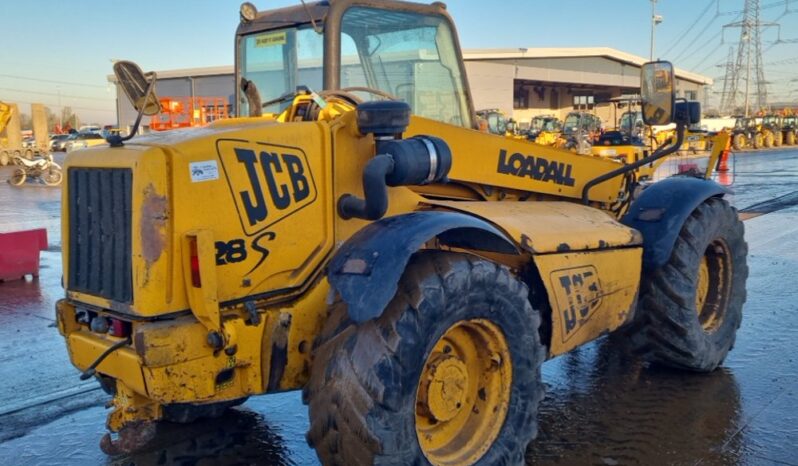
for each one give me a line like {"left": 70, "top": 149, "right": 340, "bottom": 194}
{"left": 150, "top": 96, "right": 231, "bottom": 131}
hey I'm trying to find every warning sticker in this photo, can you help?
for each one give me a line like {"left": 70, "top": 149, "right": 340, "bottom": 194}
{"left": 254, "top": 32, "right": 287, "bottom": 47}
{"left": 190, "top": 160, "right": 219, "bottom": 182}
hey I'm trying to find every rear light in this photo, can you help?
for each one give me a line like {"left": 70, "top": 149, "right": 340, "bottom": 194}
{"left": 189, "top": 238, "right": 202, "bottom": 287}
{"left": 108, "top": 318, "right": 131, "bottom": 338}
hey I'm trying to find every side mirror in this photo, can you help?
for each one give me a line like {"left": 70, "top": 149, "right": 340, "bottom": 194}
{"left": 113, "top": 61, "right": 161, "bottom": 116}
{"left": 110, "top": 61, "right": 160, "bottom": 146}
{"left": 641, "top": 61, "right": 675, "bottom": 126}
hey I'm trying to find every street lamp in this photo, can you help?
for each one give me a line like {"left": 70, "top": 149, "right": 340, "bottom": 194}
{"left": 57, "top": 85, "right": 62, "bottom": 131}
{"left": 650, "top": 0, "right": 663, "bottom": 61}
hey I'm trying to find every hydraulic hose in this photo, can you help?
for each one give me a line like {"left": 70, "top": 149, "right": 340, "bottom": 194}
{"left": 581, "top": 123, "right": 685, "bottom": 204}
{"left": 79, "top": 337, "right": 131, "bottom": 380}
{"left": 338, "top": 153, "right": 395, "bottom": 220}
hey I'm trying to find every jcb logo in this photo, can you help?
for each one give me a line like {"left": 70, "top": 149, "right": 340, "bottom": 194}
{"left": 550, "top": 266, "right": 603, "bottom": 342}
{"left": 217, "top": 139, "right": 317, "bottom": 235}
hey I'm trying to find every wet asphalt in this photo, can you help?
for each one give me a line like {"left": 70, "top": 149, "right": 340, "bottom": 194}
{"left": 0, "top": 149, "right": 797, "bottom": 465}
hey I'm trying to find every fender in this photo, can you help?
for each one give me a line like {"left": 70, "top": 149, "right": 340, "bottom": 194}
{"left": 327, "top": 211, "right": 518, "bottom": 322}
{"left": 621, "top": 176, "right": 729, "bottom": 269}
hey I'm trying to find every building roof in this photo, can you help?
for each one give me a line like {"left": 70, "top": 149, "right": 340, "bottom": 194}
{"left": 107, "top": 47, "right": 712, "bottom": 86}
{"left": 463, "top": 47, "right": 712, "bottom": 86}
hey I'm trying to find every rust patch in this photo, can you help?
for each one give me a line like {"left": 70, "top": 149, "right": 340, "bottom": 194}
{"left": 140, "top": 184, "right": 168, "bottom": 281}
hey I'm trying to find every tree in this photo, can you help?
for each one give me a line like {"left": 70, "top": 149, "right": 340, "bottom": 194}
{"left": 19, "top": 113, "right": 32, "bottom": 131}
{"left": 44, "top": 106, "right": 59, "bottom": 132}
{"left": 61, "top": 106, "right": 80, "bottom": 131}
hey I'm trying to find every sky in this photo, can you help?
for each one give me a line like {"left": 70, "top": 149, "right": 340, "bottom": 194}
{"left": 1, "top": 0, "right": 796, "bottom": 124}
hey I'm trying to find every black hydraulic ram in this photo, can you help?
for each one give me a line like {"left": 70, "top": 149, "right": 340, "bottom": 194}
{"left": 339, "top": 101, "right": 452, "bottom": 220}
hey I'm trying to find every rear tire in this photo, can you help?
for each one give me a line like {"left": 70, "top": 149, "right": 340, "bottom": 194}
{"left": 753, "top": 133, "right": 764, "bottom": 149}
{"left": 764, "top": 132, "right": 774, "bottom": 148}
{"left": 0, "top": 151, "right": 8, "bottom": 166}
{"left": 9, "top": 168, "right": 26, "bottom": 186}
{"left": 304, "top": 251, "right": 546, "bottom": 466}
{"left": 774, "top": 132, "right": 783, "bottom": 147}
{"left": 625, "top": 197, "right": 748, "bottom": 372}
{"left": 786, "top": 131, "right": 796, "bottom": 146}
{"left": 732, "top": 134, "right": 745, "bottom": 150}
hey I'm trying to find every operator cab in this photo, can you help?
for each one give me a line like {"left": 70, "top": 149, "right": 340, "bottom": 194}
{"left": 235, "top": 1, "right": 474, "bottom": 128}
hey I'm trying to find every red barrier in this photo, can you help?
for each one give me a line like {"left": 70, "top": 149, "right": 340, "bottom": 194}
{"left": 0, "top": 229, "right": 48, "bottom": 281}
{"left": 678, "top": 163, "right": 699, "bottom": 174}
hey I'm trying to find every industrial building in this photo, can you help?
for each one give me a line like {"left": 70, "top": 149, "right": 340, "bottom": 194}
{"left": 111, "top": 47, "right": 712, "bottom": 131}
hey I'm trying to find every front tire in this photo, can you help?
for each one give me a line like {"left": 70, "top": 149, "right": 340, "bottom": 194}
{"left": 9, "top": 168, "right": 26, "bottom": 186}
{"left": 626, "top": 197, "right": 748, "bottom": 372}
{"left": 43, "top": 168, "right": 63, "bottom": 186}
{"left": 304, "top": 251, "right": 546, "bottom": 466}
{"left": 786, "top": 131, "right": 796, "bottom": 146}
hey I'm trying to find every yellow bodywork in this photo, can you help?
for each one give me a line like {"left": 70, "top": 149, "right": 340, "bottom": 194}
{"left": 56, "top": 107, "right": 645, "bottom": 432}
{"left": 535, "top": 130, "right": 561, "bottom": 147}
{"left": 54, "top": 3, "right": 738, "bottom": 442}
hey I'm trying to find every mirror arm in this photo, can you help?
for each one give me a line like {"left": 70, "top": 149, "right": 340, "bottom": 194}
{"left": 581, "top": 122, "right": 685, "bottom": 204}
{"left": 107, "top": 76, "right": 158, "bottom": 148}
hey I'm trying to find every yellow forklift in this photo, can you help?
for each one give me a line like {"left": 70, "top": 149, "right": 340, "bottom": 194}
{"left": 56, "top": 2, "right": 747, "bottom": 464}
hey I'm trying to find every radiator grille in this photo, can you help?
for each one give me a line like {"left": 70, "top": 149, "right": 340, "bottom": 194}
{"left": 68, "top": 168, "right": 133, "bottom": 303}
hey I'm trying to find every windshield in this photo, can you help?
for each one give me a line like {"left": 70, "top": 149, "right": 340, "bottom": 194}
{"left": 340, "top": 7, "right": 471, "bottom": 127}
{"left": 619, "top": 112, "right": 642, "bottom": 134}
{"left": 240, "top": 26, "right": 324, "bottom": 115}
{"left": 541, "top": 118, "right": 560, "bottom": 132}
{"left": 563, "top": 114, "right": 580, "bottom": 135}
{"left": 239, "top": 8, "right": 471, "bottom": 127}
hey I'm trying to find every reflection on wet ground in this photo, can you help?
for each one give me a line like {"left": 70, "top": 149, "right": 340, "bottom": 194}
{"left": 1, "top": 149, "right": 797, "bottom": 465}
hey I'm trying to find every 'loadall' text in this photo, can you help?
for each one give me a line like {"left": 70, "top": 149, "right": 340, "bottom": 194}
{"left": 497, "top": 149, "right": 576, "bottom": 187}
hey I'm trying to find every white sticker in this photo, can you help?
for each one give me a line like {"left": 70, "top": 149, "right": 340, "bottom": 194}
{"left": 190, "top": 160, "right": 219, "bottom": 182}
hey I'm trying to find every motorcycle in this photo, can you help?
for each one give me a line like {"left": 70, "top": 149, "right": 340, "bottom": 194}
{"left": 8, "top": 152, "right": 63, "bottom": 186}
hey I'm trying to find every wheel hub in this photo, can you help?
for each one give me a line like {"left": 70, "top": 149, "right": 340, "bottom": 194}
{"left": 421, "top": 355, "right": 469, "bottom": 422}
{"left": 695, "top": 240, "right": 732, "bottom": 333}
{"left": 415, "top": 319, "right": 512, "bottom": 466}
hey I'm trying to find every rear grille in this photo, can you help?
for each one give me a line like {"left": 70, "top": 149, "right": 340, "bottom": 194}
{"left": 68, "top": 168, "right": 133, "bottom": 303}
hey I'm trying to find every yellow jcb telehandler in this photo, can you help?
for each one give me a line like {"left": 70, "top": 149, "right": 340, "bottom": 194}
{"left": 56, "top": 1, "right": 748, "bottom": 464}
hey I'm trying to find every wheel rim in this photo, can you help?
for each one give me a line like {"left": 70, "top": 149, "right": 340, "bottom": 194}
{"left": 415, "top": 319, "right": 511, "bottom": 466}
{"left": 695, "top": 239, "right": 733, "bottom": 333}
{"left": 11, "top": 169, "right": 25, "bottom": 185}
{"left": 45, "top": 170, "right": 62, "bottom": 185}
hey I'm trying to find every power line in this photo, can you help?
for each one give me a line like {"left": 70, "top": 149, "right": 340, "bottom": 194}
{"left": 661, "top": 0, "right": 715, "bottom": 57}
{"left": 670, "top": 10, "right": 731, "bottom": 63}
{"left": 0, "top": 74, "right": 108, "bottom": 89}
{"left": 0, "top": 87, "right": 114, "bottom": 102}
{"left": 3, "top": 99, "right": 115, "bottom": 113}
